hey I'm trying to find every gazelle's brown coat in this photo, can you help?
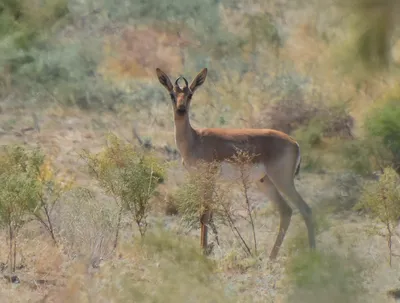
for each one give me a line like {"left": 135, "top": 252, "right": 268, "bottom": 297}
{"left": 156, "top": 67, "right": 315, "bottom": 259}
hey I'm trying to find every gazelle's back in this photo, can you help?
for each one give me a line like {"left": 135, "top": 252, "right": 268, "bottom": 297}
{"left": 194, "top": 127, "right": 299, "bottom": 164}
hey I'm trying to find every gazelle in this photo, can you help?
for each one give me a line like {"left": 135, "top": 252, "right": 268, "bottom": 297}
{"left": 156, "top": 67, "right": 316, "bottom": 259}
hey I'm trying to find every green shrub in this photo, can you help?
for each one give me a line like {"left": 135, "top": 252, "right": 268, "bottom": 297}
{"left": 81, "top": 133, "right": 166, "bottom": 240}
{"left": 285, "top": 248, "right": 366, "bottom": 303}
{"left": 0, "top": 145, "right": 43, "bottom": 273}
{"left": 174, "top": 160, "right": 223, "bottom": 231}
{"left": 365, "top": 99, "right": 400, "bottom": 174}
{"left": 355, "top": 167, "right": 400, "bottom": 266}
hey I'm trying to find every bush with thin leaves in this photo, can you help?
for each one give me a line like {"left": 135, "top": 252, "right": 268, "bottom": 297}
{"left": 175, "top": 151, "right": 261, "bottom": 257}
{"left": 34, "top": 157, "right": 75, "bottom": 245}
{"left": 0, "top": 145, "right": 42, "bottom": 275}
{"left": 174, "top": 160, "right": 222, "bottom": 231}
{"left": 355, "top": 167, "right": 400, "bottom": 266}
{"left": 0, "top": 144, "right": 76, "bottom": 277}
{"left": 81, "top": 133, "right": 165, "bottom": 242}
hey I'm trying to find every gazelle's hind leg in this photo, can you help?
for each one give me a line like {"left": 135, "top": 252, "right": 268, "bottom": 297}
{"left": 265, "top": 157, "right": 316, "bottom": 251}
{"left": 257, "top": 175, "right": 292, "bottom": 260}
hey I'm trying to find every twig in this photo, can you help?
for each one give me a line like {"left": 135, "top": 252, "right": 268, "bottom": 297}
{"left": 112, "top": 207, "right": 123, "bottom": 251}
{"left": 240, "top": 166, "right": 257, "bottom": 254}
{"left": 220, "top": 201, "right": 252, "bottom": 256}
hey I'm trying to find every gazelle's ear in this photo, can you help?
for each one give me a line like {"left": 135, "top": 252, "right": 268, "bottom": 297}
{"left": 156, "top": 68, "right": 173, "bottom": 92}
{"left": 189, "top": 68, "right": 207, "bottom": 93}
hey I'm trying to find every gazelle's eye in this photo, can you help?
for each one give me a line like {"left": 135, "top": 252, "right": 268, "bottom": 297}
{"left": 170, "top": 93, "right": 176, "bottom": 102}
{"left": 187, "top": 94, "right": 193, "bottom": 100}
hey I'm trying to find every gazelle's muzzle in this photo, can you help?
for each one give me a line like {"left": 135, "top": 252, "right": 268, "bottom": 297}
{"left": 176, "top": 105, "right": 187, "bottom": 116}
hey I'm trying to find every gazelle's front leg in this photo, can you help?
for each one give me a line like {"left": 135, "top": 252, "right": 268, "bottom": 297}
{"left": 183, "top": 158, "right": 217, "bottom": 254}
{"left": 200, "top": 170, "right": 217, "bottom": 255}
{"left": 200, "top": 209, "right": 212, "bottom": 254}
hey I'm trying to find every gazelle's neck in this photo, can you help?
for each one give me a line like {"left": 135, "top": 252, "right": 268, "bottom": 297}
{"left": 174, "top": 115, "right": 196, "bottom": 158}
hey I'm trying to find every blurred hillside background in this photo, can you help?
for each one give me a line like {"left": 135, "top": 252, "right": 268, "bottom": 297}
{"left": 0, "top": 0, "right": 400, "bottom": 302}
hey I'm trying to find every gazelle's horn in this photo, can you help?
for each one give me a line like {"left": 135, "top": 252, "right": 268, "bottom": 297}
{"left": 175, "top": 76, "right": 182, "bottom": 88}
{"left": 182, "top": 77, "right": 189, "bottom": 88}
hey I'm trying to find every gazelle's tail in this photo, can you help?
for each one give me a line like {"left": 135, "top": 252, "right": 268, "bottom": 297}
{"left": 294, "top": 142, "right": 301, "bottom": 177}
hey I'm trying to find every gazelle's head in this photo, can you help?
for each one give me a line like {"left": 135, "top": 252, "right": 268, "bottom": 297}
{"left": 156, "top": 68, "right": 207, "bottom": 118}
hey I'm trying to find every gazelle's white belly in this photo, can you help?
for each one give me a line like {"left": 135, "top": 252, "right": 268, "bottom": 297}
{"left": 181, "top": 159, "right": 266, "bottom": 183}
{"left": 218, "top": 161, "right": 266, "bottom": 183}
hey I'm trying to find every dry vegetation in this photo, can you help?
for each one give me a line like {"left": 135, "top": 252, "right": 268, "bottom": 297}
{"left": 1, "top": 0, "right": 400, "bottom": 302}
